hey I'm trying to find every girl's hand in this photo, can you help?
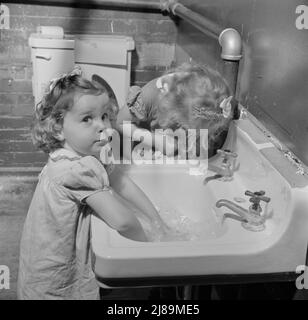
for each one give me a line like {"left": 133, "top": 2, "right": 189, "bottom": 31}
{"left": 153, "top": 217, "right": 171, "bottom": 236}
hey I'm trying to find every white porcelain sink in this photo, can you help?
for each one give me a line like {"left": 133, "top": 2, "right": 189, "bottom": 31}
{"left": 91, "top": 114, "right": 308, "bottom": 287}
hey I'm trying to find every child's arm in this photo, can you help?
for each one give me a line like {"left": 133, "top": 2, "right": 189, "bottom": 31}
{"left": 108, "top": 167, "right": 165, "bottom": 227}
{"left": 86, "top": 189, "right": 148, "bottom": 242}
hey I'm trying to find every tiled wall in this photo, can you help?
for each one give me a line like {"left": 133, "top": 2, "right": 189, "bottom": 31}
{"left": 0, "top": 3, "right": 177, "bottom": 170}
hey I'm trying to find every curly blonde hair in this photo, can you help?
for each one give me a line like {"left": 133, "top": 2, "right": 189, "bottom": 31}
{"left": 32, "top": 74, "right": 118, "bottom": 154}
{"left": 156, "top": 63, "right": 234, "bottom": 155}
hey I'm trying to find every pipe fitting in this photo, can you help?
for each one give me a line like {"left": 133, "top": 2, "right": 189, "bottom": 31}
{"left": 219, "top": 28, "right": 242, "bottom": 61}
{"left": 160, "top": 0, "right": 178, "bottom": 13}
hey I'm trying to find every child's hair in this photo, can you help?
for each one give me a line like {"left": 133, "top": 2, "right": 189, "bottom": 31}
{"left": 156, "top": 63, "right": 235, "bottom": 155}
{"left": 32, "top": 73, "right": 118, "bottom": 154}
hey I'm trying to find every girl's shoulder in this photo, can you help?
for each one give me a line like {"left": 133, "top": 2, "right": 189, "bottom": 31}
{"left": 46, "top": 148, "right": 109, "bottom": 188}
{"left": 126, "top": 77, "right": 163, "bottom": 124}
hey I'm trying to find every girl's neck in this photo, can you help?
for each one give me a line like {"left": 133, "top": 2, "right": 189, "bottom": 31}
{"left": 62, "top": 142, "right": 85, "bottom": 158}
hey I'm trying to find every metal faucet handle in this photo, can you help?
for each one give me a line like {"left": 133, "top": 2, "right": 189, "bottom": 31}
{"left": 245, "top": 190, "right": 271, "bottom": 204}
{"left": 217, "top": 149, "right": 238, "bottom": 158}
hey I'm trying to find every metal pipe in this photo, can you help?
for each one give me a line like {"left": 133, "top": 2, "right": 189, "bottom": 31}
{"left": 7, "top": 0, "right": 242, "bottom": 62}
{"left": 223, "top": 60, "right": 240, "bottom": 94}
{"left": 218, "top": 28, "right": 242, "bottom": 61}
{"left": 4, "top": 0, "right": 163, "bottom": 10}
{"left": 220, "top": 29, "right": 242, "bottom": 93}
{"left": 168, "top": 2, "right": 242, "bottom": 62}
{"left": 166, "top": 1, "right": 242, "bottom": 95}
{"left": 168, "top": 1, "right": 222, "bottom": 40}
{"left": 218, "top": 28, "right": 242, "bottom": 94}
{"left": 9, "top": 0, "right": 243, "bottom": 92}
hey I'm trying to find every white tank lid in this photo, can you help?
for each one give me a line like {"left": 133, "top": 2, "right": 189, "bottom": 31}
{"left": 74, "top": 34, "right": 135, "bottom": 50}
{"left": 74, "top": 34, "right": 135, "bottom": 65}
{"left": 29, "top": 26, "right": 74, "bottom": 49}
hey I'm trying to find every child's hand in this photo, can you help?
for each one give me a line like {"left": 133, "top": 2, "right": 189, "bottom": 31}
{"left": 153, "top": 217, "right": 171, "bottom": 236}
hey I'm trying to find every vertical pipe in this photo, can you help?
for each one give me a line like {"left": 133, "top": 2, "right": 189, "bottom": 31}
{"left": 168, "top": 2, "right": 243, "bottom": 97}
{"left": 223, "top": 60, "right": 241, "bottom": 119}
{"left": 218, "top": 28, "right": 242, "bottom": 97}
{"left": 223, "top": 60, "right": 239, "bottom": 95}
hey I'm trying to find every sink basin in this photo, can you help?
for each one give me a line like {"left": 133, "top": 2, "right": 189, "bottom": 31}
{"left": 91, "top": 113, "right": 308, "bottom": 287}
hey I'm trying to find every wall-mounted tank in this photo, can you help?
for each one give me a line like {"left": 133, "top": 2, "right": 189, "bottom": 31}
{"left": 74, "top": 35, "right": 135, "bottom": 108}
{"left": 29, "top": 27, "right": 135, "bottom": 109}
{"left": 29, "top": 27, "right": 75, "bottom": 106}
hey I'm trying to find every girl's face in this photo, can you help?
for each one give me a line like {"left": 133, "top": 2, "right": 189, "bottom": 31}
{"left": 60, "top": 93, "right": 112, "bottom": 157}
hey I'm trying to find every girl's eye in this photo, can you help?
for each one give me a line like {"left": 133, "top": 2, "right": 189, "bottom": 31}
{"left": 102, "top": 113, "right": 108, "bottom": 120}
{"left": 82, "top": 116, "right": 92, "bottom": 122}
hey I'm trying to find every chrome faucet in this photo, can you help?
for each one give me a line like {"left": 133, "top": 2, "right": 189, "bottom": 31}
{"left": 217, "top": 149, "right": 238, "bottom": 177}
{"left": 205, "top": 149, "right": 238, "bottom": 184}
{"left": 215, "top": 190, "right": 271, "bottom": 231}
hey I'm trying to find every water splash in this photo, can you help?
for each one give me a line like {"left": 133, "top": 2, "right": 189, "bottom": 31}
{"left": 138, "top": 206, "right": 226, "bottom": 242}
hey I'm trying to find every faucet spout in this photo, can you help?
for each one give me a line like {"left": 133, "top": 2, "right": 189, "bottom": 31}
{"left": 216, "top": 199, "right": 249, "bottom": 221}
{"left": 216, "top": 199, "right": 265, "bottom": 227}
{"left": 207, "top": 149, "right": 238, "bottom": 179}
{"left": 215, "top": 191, "right": 270, "bottom": 231}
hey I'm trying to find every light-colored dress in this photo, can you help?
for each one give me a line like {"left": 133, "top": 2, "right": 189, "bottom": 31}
{"left": 17, "top": 148, "right": 111, "bottom": 300}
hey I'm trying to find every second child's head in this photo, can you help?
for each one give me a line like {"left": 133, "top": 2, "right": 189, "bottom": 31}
{"left": 32, "top": 71, "right": 118, "bottom": 157}
{"left": 156, "top": 63, "right": 234, "bottom": 156}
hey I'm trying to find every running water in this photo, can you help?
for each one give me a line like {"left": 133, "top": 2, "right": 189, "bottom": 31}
{"left": 137, "top": 206, "right": 226, "bottom": 242}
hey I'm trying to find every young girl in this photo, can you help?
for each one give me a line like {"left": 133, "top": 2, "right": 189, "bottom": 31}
{"left": 17, "top": 70, "right": 165, "bottom": 300}
{"left": 117, "top": 63, "right": 239, "bottom": 159}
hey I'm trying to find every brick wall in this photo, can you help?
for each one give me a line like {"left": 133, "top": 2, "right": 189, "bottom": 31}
{"left": 0, "top": 3, "right": 177, "bottom": 170}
